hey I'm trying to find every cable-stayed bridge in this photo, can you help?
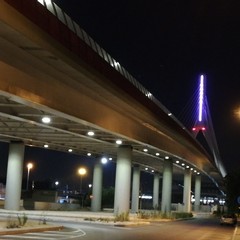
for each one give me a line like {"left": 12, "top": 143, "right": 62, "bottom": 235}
{"left": 0, "top": 0, "right": 227, "bottom": 212}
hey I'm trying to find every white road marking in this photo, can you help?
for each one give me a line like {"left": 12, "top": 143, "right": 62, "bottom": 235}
{"left": 0, "top": 228, "right": 86, "bottom": 239}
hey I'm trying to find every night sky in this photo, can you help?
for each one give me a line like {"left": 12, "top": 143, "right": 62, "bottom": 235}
{"left": 1, "top": 1, "right": 240, "bottom": 189}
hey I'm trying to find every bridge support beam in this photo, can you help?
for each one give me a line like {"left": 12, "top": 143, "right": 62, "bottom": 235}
{"left": 91, "top": 161, "right": 103, "bottom": 212}
{"left": 161, "top": 158, "right": 173, "bottom": 213}
{"left": 4, "top": 141, "right": 25, "bottom": 210}
{"left": 183, "top": 169, "right": 192, "bottom": 212}
{"left": 194, "top": 175, "right": 201, "bottom": 211}
{"left": 131, "top": 165, "right": 140, "bottom": 213}
{"left": 153, "top": 172, "right": 160, "bottom": 209}
{"left": 114, "top": 145, "right": 132, "bottom": 215}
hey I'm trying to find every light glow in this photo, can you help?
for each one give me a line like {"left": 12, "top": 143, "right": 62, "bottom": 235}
{"left": 78, "top": 167, "right": 87, "bottom": 176}
{"left": 234, "top": 107, "right": 240, "bottom": 119}
{"left": 87, "top": 131, "right": 94, "bottom": 136}
{"left": 198, "top": 75, "right": 204, "bottom": 122}
{"left": 27, "top": 163, "right": 33, "bottom": 170}
{"left": 42, "top": 116, "right": 51, "bottom": 124}
{"left": 101, "top": 157, "right": 108, "bottom": 164}
{"left": 139, "top": 195, "right": 153, "bottom": 199}
{"left": 116, "top": 139, "right": 122, "bottom": 145}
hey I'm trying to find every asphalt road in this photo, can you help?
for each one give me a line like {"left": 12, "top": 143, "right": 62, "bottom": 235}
{"left": 0, "top": 216, "right": 236, "bottom": 240}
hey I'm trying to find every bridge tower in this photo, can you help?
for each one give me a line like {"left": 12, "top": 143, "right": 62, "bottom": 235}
{"left": 192, "top": 74, "right": 207, "bottom": 135}
{"left": 191, "top": 74, "right": 227, "bottom": 179}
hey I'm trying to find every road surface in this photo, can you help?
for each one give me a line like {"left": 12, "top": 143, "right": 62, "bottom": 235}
{"left": 0, "top": 215, "right": 236, "bottom": 240}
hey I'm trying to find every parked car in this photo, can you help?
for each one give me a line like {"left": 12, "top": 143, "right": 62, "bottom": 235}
{"left": 220, "top": 214, "right": 237, "bottom": 226}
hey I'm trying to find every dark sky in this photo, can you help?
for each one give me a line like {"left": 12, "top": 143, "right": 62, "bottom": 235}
{"left": 52, "top": 0, "right": 240, "bottom": 173}
{"left": 1, "top": 1, "right": 239, "bottom": 188}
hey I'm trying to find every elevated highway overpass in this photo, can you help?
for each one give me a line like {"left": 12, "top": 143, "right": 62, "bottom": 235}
{"left": 0, "top": 0, "right": 226, "bottom": 213}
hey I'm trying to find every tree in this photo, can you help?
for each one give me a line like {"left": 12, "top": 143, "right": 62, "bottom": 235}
{"left": 225, "top": 168, "right": 240, "bottom": 213}
{"left": 102, "top": 187, "right": 114, "bottom": 208}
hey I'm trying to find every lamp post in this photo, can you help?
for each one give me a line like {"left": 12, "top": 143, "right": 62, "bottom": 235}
{"left": 78, "top": 167, "right": 87, "bottom": 193}
{"left": 78, "top": 167, "right": 87, "bottom": 208}
{"left": 26, "top": 163, "right": 33, "bottom": 190}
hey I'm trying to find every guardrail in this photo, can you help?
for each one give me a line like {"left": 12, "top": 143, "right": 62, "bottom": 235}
{"left": 36, "top": 0, "right": 184, "bottom": 123}
{"left": 36, "top": 1, "right": 227, "bottom": 180}
{"left": 3, "top": 0, "right": 225, "bottom": 183}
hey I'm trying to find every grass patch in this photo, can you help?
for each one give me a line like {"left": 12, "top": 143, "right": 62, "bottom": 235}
{"left": 137, "top": 210, "right": 193, "bottom": 220}
{"left": 171, "top": 212, "right": 193, "bottom": 219}
{"left": 114, "top": 212, "right": 129, "bottom": 222}
{"left": 6, "top": 213, "right": 28, "bottom": 229}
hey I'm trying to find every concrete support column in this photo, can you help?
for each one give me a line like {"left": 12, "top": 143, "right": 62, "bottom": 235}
{"left": 183, "top": 169, "right": 192, "bottom": 212}
{"left": 131, "top": 165, "right": 140, "bottom": 213}
{"left": 161, "top": 158, "right": 173, "bottom": 213}
{"left": 5, "top": 141, "right": 25, "bottom": 210}
{"left": 91, "top": 161, "right": 103, "bottom": 212}
{"left": 114, "top": 145, "right": 132, "bottom": 215}
{"left": 194, "top": 174, "right": 201, "bottom": 212}
{"left": 153, "top": 172, "right": 160, "bottom": 209}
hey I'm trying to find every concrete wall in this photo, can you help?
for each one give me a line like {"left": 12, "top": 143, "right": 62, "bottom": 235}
{"left": 32, "top": 190, "right": 57, "bottom": 203}
{"left": 24, "top": 200, "right": 80, "bottom": 211}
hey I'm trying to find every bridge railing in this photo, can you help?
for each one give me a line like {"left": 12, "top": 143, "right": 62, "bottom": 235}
{"left": 37, "top": 0, "right": 187, "bottom": 130}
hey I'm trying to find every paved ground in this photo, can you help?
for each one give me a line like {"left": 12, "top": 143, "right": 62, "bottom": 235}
{"left": 0, "top": 209, "right": 149, "bottom": 235}
{"left": 0, "top": 209, "right": 238, "bottom": 239}
{"left": 0, "top": 215, "right": 63, "bottom": 236}
{"left": 234, "top": 225, "right": 240, "bottom": 240}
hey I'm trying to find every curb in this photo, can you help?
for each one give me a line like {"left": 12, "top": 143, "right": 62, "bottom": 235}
{"left": 0, "top": 225, "right": 63, "bottom": 236}
{"left": 114, "top": 221, "right": 151, "bottom": 227}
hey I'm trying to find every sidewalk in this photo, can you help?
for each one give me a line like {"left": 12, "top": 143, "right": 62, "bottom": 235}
{"left": 0, "top": 209, "right": 149, "bottom": 235}
{"left": 233, "top": 224, "right": 240, "bottom": 240}
{"left": 0, "top": 209, "right": 117, "bottom": 223}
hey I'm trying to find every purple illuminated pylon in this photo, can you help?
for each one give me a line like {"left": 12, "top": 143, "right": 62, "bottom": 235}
{"left": 192, "top": 74, "right": 206, "bottom": 133}
{"left": 198, "top": 75, "right": 204, "bottom": 122}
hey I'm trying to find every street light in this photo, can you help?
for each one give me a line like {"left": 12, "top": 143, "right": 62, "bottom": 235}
{"left": 78, "top": 167, "right": 87, "bottom": 208}
{"left": 234, "top": 107, "right": 240, "bottom": 119}
{"left": 78, "top": 167, "right": 87, "bottom": 193}
{"left": 26, "top": 162, "right": 33, "bottom": 190}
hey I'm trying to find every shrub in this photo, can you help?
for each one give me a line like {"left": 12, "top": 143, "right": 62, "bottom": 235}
{"left": 114, "top": 211, "right": 129, "bottom": 222}
{"left": 17, "top": 213, "right": 28, "bottom": 226}
{"left": 171, "top": 212, "right": 193, "bottom": 219}
{"left": 6, "top": 213, "right": 28, "bottom": 228}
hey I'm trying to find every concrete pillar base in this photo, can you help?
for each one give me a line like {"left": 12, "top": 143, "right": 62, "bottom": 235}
{"left": 114, "top": 145, "right": 132, "bottom": 215}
